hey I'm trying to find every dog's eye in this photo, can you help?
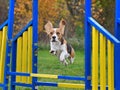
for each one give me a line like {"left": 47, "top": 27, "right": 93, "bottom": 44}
{"left": 57, "top": 32, "right": 60, "bottom": 35}
{"left": 50, "top": 32, "right": 53, "bottom": 35}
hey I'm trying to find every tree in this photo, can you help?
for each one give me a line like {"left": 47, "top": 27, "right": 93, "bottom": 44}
{"left": 14, "top": 0, "right": 32, "bottom": 35}
{"left": 38, "top": 0, "right": 70, "bottom": 43}
{"left": 14, "top": 0, "right": 69, "bottom": 44}
{"left": 14, "top": 0, "right": 69, "bottom": 32}
{"left": 0, "top": 0, "right": 8, "bottom": 25}
{"left": 99, "top": 0, "right": 115, "bottom": 34}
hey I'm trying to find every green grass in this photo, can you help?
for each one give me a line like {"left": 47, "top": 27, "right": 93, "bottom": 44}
{"left": 37, "top": 49, "right": 85, "bottom": 90}
{"left": 38, "top": 49, "right": 84, "bottom": 76}
{"left": 2, "top": 49, "right": 85, "bottom": 90}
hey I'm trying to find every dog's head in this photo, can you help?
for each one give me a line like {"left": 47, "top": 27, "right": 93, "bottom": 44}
{"left": 45, "top": 19, "right": 66, "bottom": 42}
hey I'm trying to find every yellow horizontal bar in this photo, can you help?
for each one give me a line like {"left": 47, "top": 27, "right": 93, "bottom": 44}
{"left": 30, "top": 73, "right": 58, "bottom": 79}
{"left": 58, "top": 83, "right": 85, "bottom": 89}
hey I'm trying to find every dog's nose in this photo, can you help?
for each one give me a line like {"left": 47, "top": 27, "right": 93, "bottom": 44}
{"left": 52, "top": 36, "right": 56, "bottom": 39}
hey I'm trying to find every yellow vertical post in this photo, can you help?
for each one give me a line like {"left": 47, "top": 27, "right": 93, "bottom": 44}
{"left": 27, "top": 27, "right": 32, "bottom": 84}
{"left": 108, "top": 40, "right": 114, "bottom": 90}
{"left": 92, "top": 27, "right": 98, "bottom": 90}
{"left": 0, "top": 31, "right": 2, "bottom": 82}
{"left": 21, "top": 31, "right": 28, "bottom": 83}
{"left": 0, "top": 31, "right": 2, "bottom": 54}
{"left": 111, "top": 43, "right": 114, "bottom": 88}
{"left": 16, "top": 37, "right": 22, "bottom": 82}
{"left": 100, "top": 33, "right": 106, "bottom": 90}
{"left": 0, "top": 26, "right": 7, "bottom": 83}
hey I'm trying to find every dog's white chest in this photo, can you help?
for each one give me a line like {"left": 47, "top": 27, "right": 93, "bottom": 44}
{"left": 50, "top": 41, "right": 62, "bottom": 50}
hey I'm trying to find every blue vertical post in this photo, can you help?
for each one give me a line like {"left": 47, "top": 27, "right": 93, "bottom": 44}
{"left": 114, "top": 43, "right": 120, "bottom": 90}
{"left": 115, "top": 0, "right": 120, "bottom": 40}
{"left": 114, "top": 0, "right": 120, "bottom": 90}
{"left": 85, "top": 0, "right": 92, "bottom": 90}
{"left": 4, "top": 0, "right": 15, "bottom": 90}
{"left": 10, "top": 41, "right": 17, "bottom": 90}
{"left": 32, "top": 0, "right": 38, "bottom": 90}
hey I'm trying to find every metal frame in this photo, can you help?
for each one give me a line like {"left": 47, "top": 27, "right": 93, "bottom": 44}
{"left": 114, "top": 0, "right": 120, "bottom": 90}
{"left": 32, "top": 0, "right": 38, "bottom": 89}
{"left": 84, "top": 0, "right": 92, "bottom": 89}
{"left": 10, "top": 0, "right": 38, "bottom": 90}
{"left": 9, "top": 0, "right": 120, "bottom": 89}
{"left": 13, "top": 20, "right": 33, "bottom": 41}
{"left": 0, "top": 20, "right": 8, "bottom": 30}
{"left": 10, "top": 0, "right": 85, "bottom": 89}
{"left": 0, "top": 0, "right": 15, "bottom": 90}
{"left": 85, "top": 0, "right": 120, "bottom": 90}
{"left": 0, "top": 0, "right": 120, "bottom": 90}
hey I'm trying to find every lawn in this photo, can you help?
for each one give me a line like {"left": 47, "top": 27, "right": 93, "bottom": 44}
{"left": 0, "top": 49, "right": 85, "bottom": 90}
{"left": 37, "top": 49, "right": 85, "bottom": 90}
{"left": 38, "top": 49, "right": 85, "bottom": 76}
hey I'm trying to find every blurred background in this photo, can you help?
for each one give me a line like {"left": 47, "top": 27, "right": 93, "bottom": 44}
{"left": 0, "top": 0, "right": 115, "bottom": 50}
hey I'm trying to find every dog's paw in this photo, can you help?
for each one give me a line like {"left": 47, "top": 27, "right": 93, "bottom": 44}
{"left": 61, "top": 60, "right": 68, "bottom": 66}
{"left": 50, "top": 50, "right": 54, "bottom": 53}
{"left": 49, "top": 50, "right": 56, "bottom": 55}
{"left": 64, "top": 62, "right": 68, "bottom": 66}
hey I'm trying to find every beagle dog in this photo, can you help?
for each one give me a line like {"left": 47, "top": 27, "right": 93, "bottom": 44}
{"left": 45, "top": 19, "right": 75, "bottom": 65}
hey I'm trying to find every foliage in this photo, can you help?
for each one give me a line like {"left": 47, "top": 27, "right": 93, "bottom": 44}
{"left": 14, "top": 0, "right": 69, "bottom": 35}
{"left": 99, "top": 0, "right": 115, "bottom": 33}
{"left": 75, "top": 25, "right": 84, "bottom": 38}
{"left": 92, "top": 0, "right": 115, "bottom": 33}
{"left": 38, "top": 0, "right": 58, "bottom": 31}
{"left": 14, "top": 0, "right": 32, "bottom": 35}
{"left": 0, "top": 0, "right": 8, "bottom": 25}
{"left": 0, "top": 0, "right": 115, "bottom": 49}
{"left": 38, "top": 0, "right": 70, "bottom": 43}
{"left": 92, "top": 1, "right": 104, "bottom": 24}
{"left": 38, "top": 0, "right": 70, "bottom": 41}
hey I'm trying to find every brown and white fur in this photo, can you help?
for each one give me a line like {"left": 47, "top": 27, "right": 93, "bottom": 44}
{"left": 44, "top": 19, "right": 75, "bottom": 66}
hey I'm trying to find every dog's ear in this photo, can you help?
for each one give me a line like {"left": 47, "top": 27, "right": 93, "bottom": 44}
{"left": 45, "top": 21, "right": 53, "bottom": 34}
{"left": 59, "top": 19, "right": 66, "bottom": 35}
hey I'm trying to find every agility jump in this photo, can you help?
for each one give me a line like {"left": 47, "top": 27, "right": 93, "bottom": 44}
{"left": 0, "top": 0, "right": 14, "bottom": 89}
{"left": 0, "top": 0, "right": 120, "bottom": 90}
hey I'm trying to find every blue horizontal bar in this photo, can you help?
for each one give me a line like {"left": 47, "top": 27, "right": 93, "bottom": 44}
{"left": 88, "top": 17, "right": 120, "bottom": 44}
{"left": 0, "top": 19, "right": 8, "bottom": 30}
{"left": 0, "top": 83, "right": 4, "bottom": 87}
{"left": 13, "top": 20, "right": 33, "bottom": 41}
{"left": 118, "top": 18, "right": 120, "bottom": 24}
{"left": 58, "top": 75, "right": 85, "bottom": 81}
{"left": 36, "top": 82, "right": 58, "bottom": 87}
{"left": 12, "top": 82, "right": 32, "bottom": 87}
{"left": 8, "top": 72, "right": 85, "bottom": 81}
{"left": 8, "top": 72, "right": 30, "bottom": 76}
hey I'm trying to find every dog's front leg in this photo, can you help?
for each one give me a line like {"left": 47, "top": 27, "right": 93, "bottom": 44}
{"left": 59, "top": 51, "right": 68, "bottom": 66}
{"left": 50, "top": 42, "right": 56, "bottom": 55}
